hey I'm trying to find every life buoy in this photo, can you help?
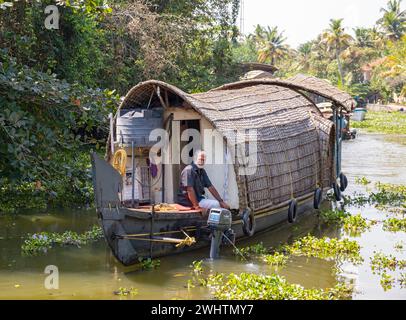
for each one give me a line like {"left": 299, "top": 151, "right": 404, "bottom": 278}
{"left": 113, "top": 149, "right": 127, "bottom": 176}
{"left": 288, "top": 199, "right": 297, "bottom": 223}
{"left": 339, "top": 173, "right": 348, "bottom": 192}
{"left": 332, "top": 182, "right": 342, "bottom": 201}
{"left": 313, "top": 188, "right": 322, "bottom": 209}
{"left": 242, "top": 208, "right": 256, "bottom": 237}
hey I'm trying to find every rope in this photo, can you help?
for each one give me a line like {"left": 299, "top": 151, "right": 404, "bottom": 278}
{"left": 117, "top": 229, "right": 196, "bottom": 248}
{"left": 123, "top": 227, "right": 197, "bottom": 237}
{"left": 113, "top": 149, "right": 127, "bottom": 176}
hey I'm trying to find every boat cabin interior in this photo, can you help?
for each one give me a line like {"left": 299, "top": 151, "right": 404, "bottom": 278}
{"left": 107, "top": 84, "right": 238, "bottom": 214}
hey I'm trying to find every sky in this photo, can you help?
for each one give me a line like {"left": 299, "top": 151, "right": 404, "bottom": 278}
{"left": 238, "top": 0, "right": 405, "bottom": 48}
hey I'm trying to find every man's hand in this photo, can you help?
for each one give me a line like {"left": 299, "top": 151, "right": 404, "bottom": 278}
{"left": 220, "top": 201, "right": 230, "bottom": 210}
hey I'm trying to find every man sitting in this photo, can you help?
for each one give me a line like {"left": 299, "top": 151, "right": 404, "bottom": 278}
{"left": 177, "top": 150, "right": 230, "bottom": 213}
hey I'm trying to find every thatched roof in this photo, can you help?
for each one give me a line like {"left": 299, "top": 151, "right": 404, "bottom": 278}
{"left": 213, "top": 74, "right": 355, "bottom": 111}
{"left": 117, "top": 76, "right": 343, "bottom": 210}
{"left": 238, "top": 62, "right": 278, "bottom": 74}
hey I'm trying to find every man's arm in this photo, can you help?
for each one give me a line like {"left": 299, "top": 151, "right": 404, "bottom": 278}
{"left": 186, "top": 186, "right": 200, "bottom": 210}
{"left": 208, "top": 186, "right": 230, "bottom": 209}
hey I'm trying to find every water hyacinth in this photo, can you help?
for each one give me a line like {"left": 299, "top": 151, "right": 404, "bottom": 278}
{"left": 342, "top": 214, "right": 372, "bottom": 236}
{"left": 370, "top": 252, "right": 406, "bottom": 274}
{"left": 210, "top": 273, "right": 353, "bottom": 300}
{"left": 282, "top": 235, "right": 363, "bottom": 264}
{"left": 383, "top": 218, "right": 406, "bottom": 232}
{"left": 21, "top": 225, "right": 103, "bottom": 255}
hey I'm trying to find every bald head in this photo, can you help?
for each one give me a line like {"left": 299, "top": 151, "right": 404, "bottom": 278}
{"left": 194, "top": 150, "right": 206, "bottom": 168}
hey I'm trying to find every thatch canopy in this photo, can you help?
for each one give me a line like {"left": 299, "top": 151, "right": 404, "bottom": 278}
{"left": 117, "top": 76, "right": 347, "bottom": 211}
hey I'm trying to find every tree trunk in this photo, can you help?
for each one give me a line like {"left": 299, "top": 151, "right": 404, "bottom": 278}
{"left": 336, "top": 49, "right": 345, "bottom": 87}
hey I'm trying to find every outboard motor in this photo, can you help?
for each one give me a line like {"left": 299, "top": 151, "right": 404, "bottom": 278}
{"left": 207, "top": 208, "right": 233, "bottom": 259}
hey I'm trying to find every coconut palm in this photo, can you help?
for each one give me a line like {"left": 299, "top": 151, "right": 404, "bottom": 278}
{"left": 297, "top": 42, "right": 313, "bottom": 71}
{"left": 255, "top": 26, "right": 288, "bottom": 65}
{"left": 378, "top": 0, "right": 406, "bottom": 40}
{"left": 321, "top": 18, "right": 353, "bottom": 85}
{"left": 354, "top": 27, "right": 374, "bottom": 47}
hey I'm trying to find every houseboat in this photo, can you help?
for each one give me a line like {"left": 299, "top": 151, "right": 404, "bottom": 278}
{"left": 91, "top": 74, "right": 354, "bottom": 266}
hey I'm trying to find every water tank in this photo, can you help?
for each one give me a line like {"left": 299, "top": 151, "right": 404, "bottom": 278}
{"left": 116, "top": 108, "right": 163, "bottom": 146}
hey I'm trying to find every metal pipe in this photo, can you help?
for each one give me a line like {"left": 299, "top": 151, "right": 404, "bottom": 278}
{"left": 131, "top": 140, "right": 135, "bottom": 208}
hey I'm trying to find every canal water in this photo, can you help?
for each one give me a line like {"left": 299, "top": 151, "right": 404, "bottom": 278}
{"left": 0, "top": 133, "right": 405, "bottom": 300}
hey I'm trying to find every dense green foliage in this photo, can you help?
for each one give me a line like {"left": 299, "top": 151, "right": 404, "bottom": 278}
{"left": 235, "top": 0, "right": 406, "bottom": 103}
{"left": 0, "top": 0, "right": 242, "bottom": 212}
{"left": 0, "top": 0, "right": 405, "bottom": 212}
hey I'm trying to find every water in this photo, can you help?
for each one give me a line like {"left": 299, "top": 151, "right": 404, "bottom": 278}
{"left": 0, "top": 133, "right": 405, "bottom": 300}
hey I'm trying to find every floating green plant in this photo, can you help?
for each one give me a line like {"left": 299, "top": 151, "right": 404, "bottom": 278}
{"left": 209, "top": 273, "right": 353, "bottom": 300}
{"left": 394, "top": 241, "right": 404, "bottom": 252}
{"left": 370, "top": 252, "right": 406, "bottom": 290}
{"left": 234, "top": 242, "right": 268, "bottom": 257}
{"left": 380, "top": 273, "right": 395, "bottom": 291}
{"left": 113, "top": 287, "right": 138, "bottom": 296}
{"left": 21, "top": 225, "right": 103, "bottom": 255}
{"left": 319, "top": 209, "right": 350, "bottom": 224}
{"left": 138, "top": 258, "right": 160, "bottom": 270}
{"left": 383, "top": 218, "right": 406, "bottom": 232}
{"left": 370, "top": 252, "right": 406, "bottom": 274}
{"left": 282, "top": 235, "right": 363, "bottom": 264}
{"left": 355, "top": 177, "right": 371, "bottom": 186}
{"left": 342, "top": 214, "right": 372, "bottom": 236}
{"left": 399, "top": 273, "right": 406, "bottom": 288}
{"left": 345, "top": 182, "right": 406, "bottom": 209}
{"left": 350, "top": 111, "right": 406, "bottom": 135}
{"left": 261, "top": 252, "right": 288, "bottom": 267}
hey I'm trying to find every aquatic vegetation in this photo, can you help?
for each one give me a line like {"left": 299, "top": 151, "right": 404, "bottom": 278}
{"left": 399, "top": 273, "right": 406, "bottom": 288}
{"left": 394, "top": 241, "right": 404, "bottom": 252}
{"left": 383, "top": 218, "right": 406, "bottom": 232}
{"left": 234, "top": 243, "right": 287, "bottom": 266}
{"left": 370, "top": 252, "right": 406, "bottom": 274}
{"left": 282, "top": 235, "right": 363, "bottom": 264}
{"left": 345, "top": 182, "right": 406, "bottom": 211}
{"left": 138, "top": 258, "right": 160, "bottom": 270}
{"left": 319, "top": 210, "right": 372, "bottom": 236}
{"left": 350, "top": 111, "right": 406, "bottom": 135}
{"left": 188, "top": 260, "right": 210, "bottom": 288}
{"left": 191, "top": 260, "right": 204, "bottom": 275}
{"left": 113, "top": 287, "right": 138, "bottom": 296}
{"left": 209, "top": 273, "right": 353, "bottom": 300}
{"left": 235, "top": 242, "right": 268, "bottom": 257}
{"left": 21, "top": 225, "right": 103, "bottom": 255}
{"left": 342, "top": 214, "right": 371, "bottom": 236}
{"left": 261, "top": 252, "right": 288, "bottom": 267}
{"left": 355, "top": 177, "right": 371, "bottom": 186}
{"left": 370, "top": 251, "right": 406, "bottom": 289}
{"left": 319, "top": 209, "right": 351, "bottom": 224}
{"left": 380, "top": 273, "right": 395, "bottom": 291}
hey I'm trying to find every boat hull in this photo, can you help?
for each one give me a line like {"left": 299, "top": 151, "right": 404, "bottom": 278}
{"left": 99, "top": 192, "right": 320, "bottom": 266}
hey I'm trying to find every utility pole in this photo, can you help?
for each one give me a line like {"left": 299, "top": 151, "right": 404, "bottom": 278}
{"left": 239, "top": 0, "right": 245, "bottom": 34}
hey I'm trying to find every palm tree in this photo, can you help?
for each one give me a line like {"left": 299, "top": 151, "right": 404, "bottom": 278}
{"left": 254, "top": 26, "right": 288, "bottom": 65}
{"left": 378, "top": 0, "right": 406, "bottom": 40}
{"left": 354, "top": 27, "right": 374, "bottom": 47}
{"left": 321, "top": 19, "right": 353, "bottom": 85}
{"left": 297, "top": 42, "right": 313, "bottom": 71}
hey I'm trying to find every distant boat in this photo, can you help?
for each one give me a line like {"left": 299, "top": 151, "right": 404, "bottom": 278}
{"left": 91, "top": 75, "right": 354, "bottom": 266}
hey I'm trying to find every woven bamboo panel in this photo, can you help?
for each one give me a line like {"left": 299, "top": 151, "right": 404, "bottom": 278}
{"left": 116, "top": 77, "right": 342, "bottom": 212}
